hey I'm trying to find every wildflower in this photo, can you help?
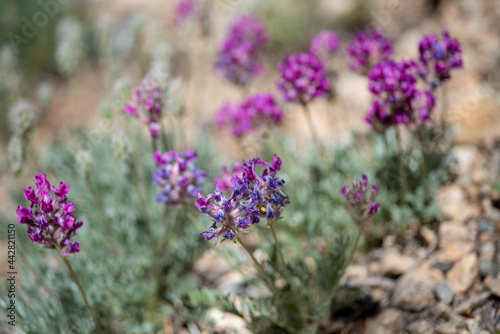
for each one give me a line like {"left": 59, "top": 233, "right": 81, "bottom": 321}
{"left": 16, "top": 173, "right": 83, "bottom": 256}
{"left": 197, "top": 155, "right": 289, "bottom": 244}
{"left": 418, "top": 30, "right": 462, "bottom": 89}
{"left": 152, "top": 149, "right": 207, "bottom": 206}
{"left": 111, "top": 130, "right": 131, "bottom": 163}
{"left": 365, "top": 59, "right": 435, "bottom": 132}
{"left": 214, "top": 163, "right": 243, "bottom": 193}
{"left": 8, "top": 136, "right": 25, "bottom": 176}
{"left": 310, "top": 30, "right": 340, "bottom": 62}
{"left": 340, "top": 174, "right": 379, "bottom": 219}
{"left": 277, "top": 53, "right": 330, "bottom": 104}
{"left": 216, "top": 93, "right": 284, "bottom": 137}
{"left": 75, "top": 150, "right": 93, "bottom": 179}
{"left": 346, "top": 29, "right": 393, "bottom": 75}
{"left": 215, "top": 14, "right": 268, "bottom": 86}
{"left": 174, "top": 0, "right": 196, "bottom": 26}
{"left": 55, "top": 17, "right": 85, "bottom": 76}
{"left": 124, "top": 76, "right": 164, "bottom": 140}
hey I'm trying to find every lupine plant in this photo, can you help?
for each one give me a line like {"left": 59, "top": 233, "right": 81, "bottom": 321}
{"left": 346, "top": 28, "right": 393, "bottom": 75}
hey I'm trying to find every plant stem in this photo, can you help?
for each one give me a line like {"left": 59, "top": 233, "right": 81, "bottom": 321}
{"left": 302, "top": 103, "right": 319, "bottom": 141}
{"left": 236, "top": 236, "right": 275, "bottom": 290}
{"left": 58, "top": 253, "right": 104, "bottom": 334}
{"left": 269, "top": 224, "right": 305, "bottom": 327}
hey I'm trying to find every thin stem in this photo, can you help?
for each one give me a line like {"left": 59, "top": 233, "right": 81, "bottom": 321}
{"left": 58, "top": 253, "right": 104, "bottom": 334}
{"left": 236, "top": 236, "right": 275, "bottom": 290}
{"left": 269, "top": 224, "right": 286, "bottom": 271}
{"left": 302, "top": 103, "right": 319, "bottom": 141}
{"left": 269, "top": 224, "right": 305, "bottom": 327}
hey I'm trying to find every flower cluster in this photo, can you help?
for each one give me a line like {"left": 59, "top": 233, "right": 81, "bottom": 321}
{"left": 418, "top": 30, "right": 462, "bottom": 89}
{"left": 16, "top": 174, "right": 83, "bottom": 256}
{"left": 152, "top": 149, "right": 207, "bottom": 206}
{"left": 124, "top": 76, "right": 164, "bottom": 140}
{"left": 196, "top": 155, "right": 289, "bottom": 243}
{"left": 310, "top": 30, "right": 340, "bottom": 62}
{"left": 215, "top": 14, "right": 269, "bottom": 86}
{"left": 174, "top": 0, "right": 196, "bottom": 26}
{"left": 214, "top": 163, "right": 243, "bottom": 193}
{"left": 365, "top": 60, "right": 435, "bottom": 132}
{"left": 340, "top": 174, "right": 379, "bottom": 219}
{"left": 216, "top": 93, "right": 284, "bottom": 137}
{"left": 277, "top": 53, "right": 330, "bottom": 104}
{"left": 346, "top": 29, "right": 393, "bottom": 75}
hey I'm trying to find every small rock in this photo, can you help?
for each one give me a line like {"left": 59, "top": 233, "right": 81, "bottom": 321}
{"left": 434, "top": 301, "right": 452, "bottom": 318}
{"left": 435, "top": 185, "right": 471, "bottom": 221}
{"left": 479, "top": 241, "right": 496, "bottom": 258}
{"left": 478, "top": 259, "right": 499, "bottom": 278}
{"left": 436, "top": 323, "right": 458, "bottom": 334}
{"left": 479, "top": 219, "right": 496, "bottom": 233}
{"left": 407, "top": 319, "right": 433, "bottom": 334}
{"left": 439, "top": 221, "right": 470, "bottom": 248}
{"left": 451, "top": 145, "right": 478, "bottom": 177}
{"left": 392, "top": 265, "right": 443, "bottom": 311}
{"left": 484, "top": 275, "right": 500, "bottom": 297}
{"left": 438, "top": 241, "right": 474, "bottom": 263}
{"left": 365, "top": 308, "right": 406, "bottom": 334}
{"left": 434, "top": 280, "right": 455, "bottom": 304}
{"left": 420, "top": 225, "right": 437, "bottom": 245}
{"left": 447, "top": 253, "right": 478, "bottom": 294}
{"left": 381, "top": 248, "right": 416, "bottom": 277}
{"left": 433, "top": 262, "right": 454, "bottom": 273}
{"left": 466, "top": 319, "right": 482, "bottom": 334}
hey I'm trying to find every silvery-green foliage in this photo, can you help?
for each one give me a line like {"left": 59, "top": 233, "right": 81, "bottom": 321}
{"left": 55, "top": 17, "right": 86, "bottom": 76}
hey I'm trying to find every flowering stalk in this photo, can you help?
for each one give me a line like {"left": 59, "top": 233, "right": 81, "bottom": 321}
{"left": 301, "top": 103, "right": 319, "bottom": 141}
{"left": 56, "top": 245, "right": 104, "bottom": 334}
{"left": 16, "top": 174, "right": 103, "bottom": 333}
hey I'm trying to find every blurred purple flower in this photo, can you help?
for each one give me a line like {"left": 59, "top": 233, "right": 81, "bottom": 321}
{"left": 346, "top": 29, "right": 393, "bottom": 75}
{"left": 310, "top": 30, "right": 340, "bottom": 62}
{"left": 214, "top": 163, "right": 243, "bottom": 193}
{"left": 197, "top": 155, "right": 289, "bottom": 244}
{"left": 215, "top": 14, "right": 269, "bottom": 86}
{"left": 277, "top": 52, "right": 330, "bottom": 104}
{"left": 418, "top": 30, "right": 462, "bottom": 89}
{"left": 124, "top": 76, "right": 164, "bottom": 140}
{"left": 16, "top": 173, "right": 83, "bottom": 256}
{"left": 152, "top": 149, "right": 207, "bottom": 206}
{"left": 340, "top": 174, "right": 379, "bottom": 219}
{"left": 174, "top": 0, "right": 196, "bottom": 26}
{"left": 216, "top": 93, "right": 283, "bottom": 137}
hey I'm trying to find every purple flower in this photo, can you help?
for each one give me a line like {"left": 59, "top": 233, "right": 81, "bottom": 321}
{"left": 346, "top": 29, "right": 393, "bottom": 75}
{"left": 174, "top": 0, "right": 196, "bottom": 26}
{"left": 365, "top": 59, "right": 435, "bottom": 132}
{"left": 277, "top": 53, "right": 330, "bottom": 104}
{"left": 340, "top": 174, "right": 379, "bottom": 219}
{"left": 215, "top": 14, "right": 268, "bottom": 86}
{"left": 214, "top": 163, "right": 243, "bottom": 193}
{"left": 152, "top": 149, "right": 207, "bottom": 206}
{"left": 310, "top": 30, "right": 340, "bottom": 62}
{"left": 16, "top": 173, "right": 83, "bottom": 256}
{"left": 197, "top": 155, "right": 289, "bottom": 244}
{"left": 124, "top": 76, "right": 164, "bottom": 140}
{"left": 216, "top": 93, "right": 284, "bottom": 137}
{"left": 418, "top": 30, "right": 462, "bottom": 89}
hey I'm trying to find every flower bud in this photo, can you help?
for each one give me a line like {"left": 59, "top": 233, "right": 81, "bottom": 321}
{"left": 75, "top": 150, "right": 93, "bottom": 179}
{"left": 9, "top": 99, "right": 36, "bottom": 138}
{"left": 8, "top": 136, "right": 25, "bottom": 176}
{"left": 111, "top": 130, "right": 131, "bottom": 162}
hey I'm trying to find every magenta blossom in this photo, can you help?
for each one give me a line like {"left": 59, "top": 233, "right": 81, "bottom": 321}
{"left": 340, "top": 174, "right": 379, "bottom": 219}
{"left": 215, "top": 14, "right": 268, "bottom": 86}
{"left": 214, "top": 163, "right": 243, "bottom": 193}
{"left": 418, "top": 30, "right": 462, "bottom": 89}
{"left": 310, "top": 30, "right": 340, "bottom": 62}
{"left": 152, "top": 149, "right": 207, "bottom": 206}
{"left": 216, "top": 93, "right": 283, "bottom": 137}
{"left": 277, "top": 52, "right": 330, "bottom": 104}
{"left": 197, "top": 155, "right": 289, "bottom": 244}
{"left": 124, "top": 76, "right": 164, "bottom": 140}
{"left": 174, "top": 0, "right": 196, "bottom": 26}
{"left": 346, "top": 29, "right": 393, "bottom": 75}
{"left": 16, "top": 173, "right": 83, "bottom": 256}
